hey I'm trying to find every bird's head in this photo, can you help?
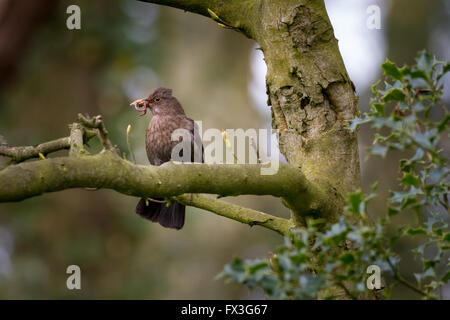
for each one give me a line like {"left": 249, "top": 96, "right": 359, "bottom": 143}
{"left": 130, "top": 87, "right": 181, "bottom": 117}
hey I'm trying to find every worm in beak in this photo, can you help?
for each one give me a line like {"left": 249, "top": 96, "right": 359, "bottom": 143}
{"left": 130, "top": 99, "right": 148, "bottom": 116}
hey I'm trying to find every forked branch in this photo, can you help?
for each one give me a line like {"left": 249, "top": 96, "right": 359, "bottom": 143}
{"left": 0, "top": 115, "right": 331, "bottom": 235}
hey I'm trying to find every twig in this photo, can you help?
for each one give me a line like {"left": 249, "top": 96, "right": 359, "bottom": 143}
{"left": 126, "top": 124, "right": 136, "bottom": 164}
{"left": 207, "top": 8, "right": 237, "bottom": 30}
{"left": 387, "top": 257, "right": 428, "bottom": 297}
{"left": 77, "top": 113, "right": 119, "bottom": 154}
{"left": 222, "top": 130, "right": 238, "bottom": 162}
{"left": 335, "top": 281, "right": 357, "bottom": 300}
{"left": 147, "top": 197, "right": 166, "bottom": 204}
{"left": 250, "top": 137, "right": 261, "bottom": 164}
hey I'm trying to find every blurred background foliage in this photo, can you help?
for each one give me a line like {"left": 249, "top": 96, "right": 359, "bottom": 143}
{"left": 0, "top": 0, "right": 448, "bottom": 298}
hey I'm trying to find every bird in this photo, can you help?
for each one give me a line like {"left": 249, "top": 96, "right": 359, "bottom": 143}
{"left": 130, "top": 87, "right": 202, "bottom": 230}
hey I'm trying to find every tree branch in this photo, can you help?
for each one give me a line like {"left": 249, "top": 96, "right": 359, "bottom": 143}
{"left": 77, "top": 114, "right": 118, "bottom": 153}
{"left": 139, "top": 0, "right": 258, "bottom": 38}
{"left": 0, "top": 124, "right": 97, "bottom": 163}
{"left": 0, "top": 137, "right": 70, "bottom": 162}
{"left": 0, "top": 150, "right": 312, "bottom": 202}
{"left": 1, "top": 120, "right": 302, "bottom": 234}
{"left": 0, "top": 120, "right": 300, "bottom": 235}
{"left": 68, "top": 122, "right": 86, "bottom": 157}
{"left": 176, "top": 193, "right": 295, "bottom": 235}
{"left": 0, "top": 149, "right": 324, "bottom": 233}
{"left": 0, "top": 111, "right": 336, "bottom": 232}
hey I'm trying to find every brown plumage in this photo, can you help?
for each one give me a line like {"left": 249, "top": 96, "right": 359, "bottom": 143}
{"left": 131, "top": 87, "right": 202, "bottom": 230}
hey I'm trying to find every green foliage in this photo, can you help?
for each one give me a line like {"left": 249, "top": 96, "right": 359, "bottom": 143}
{"left": 219, "top": 51, "right": 449, "bottom": 299}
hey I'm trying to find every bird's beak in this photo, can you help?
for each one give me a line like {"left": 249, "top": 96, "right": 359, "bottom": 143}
{"left": 130, "top": 98, "right": 148, "bottom": 116}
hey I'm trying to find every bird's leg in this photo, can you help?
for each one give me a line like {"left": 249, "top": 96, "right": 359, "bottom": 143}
{"left": 147, "top": 197, "right": 166, "bottom": 204}
{"left": 144, "top": 197, "right": 165, "bottom": 207}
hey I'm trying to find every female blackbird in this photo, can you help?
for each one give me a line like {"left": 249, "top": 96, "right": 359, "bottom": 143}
{"left": 130, "top": 87, "right": 202, "bottom": 230}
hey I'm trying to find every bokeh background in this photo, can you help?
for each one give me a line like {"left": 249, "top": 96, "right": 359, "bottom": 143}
{"left": 0, "top": 0, "right": 448, "bottom": 299}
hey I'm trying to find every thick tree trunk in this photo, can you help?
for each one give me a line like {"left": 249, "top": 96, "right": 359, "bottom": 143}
{"left": 255, "top": 0, "right": 360, "bottom": 223}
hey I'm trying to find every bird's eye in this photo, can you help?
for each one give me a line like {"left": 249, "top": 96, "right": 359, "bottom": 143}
{"left": 155, "top": 98, "right": 161, "bottom": 102}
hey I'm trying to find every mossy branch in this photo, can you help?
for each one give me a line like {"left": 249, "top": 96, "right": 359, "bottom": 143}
{"left": 0, "top": 149, "right": 314, "bottom": 234}
{"left": 0, "top": 137, "right": 70, "bottom": 162}
{"left": 0, "top": 150, "right": 310, "bottom": 202}
{"left": 139, "top": 0, "right": 257, "bottom": 38}
{"left": 0, "top": 113, "right": 336, "bottom": 234}
{"left": 176, "top": 194, "right": 296, "bottom": 235}
{"left": 77, "top": 113, "right": 119, "bottom": 154}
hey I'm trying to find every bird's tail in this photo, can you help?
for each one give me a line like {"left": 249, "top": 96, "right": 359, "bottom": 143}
{"left": 135, "top": 198, "right": 185, "bottom": 230}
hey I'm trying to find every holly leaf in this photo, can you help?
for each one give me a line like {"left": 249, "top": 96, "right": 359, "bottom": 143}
{"left": 382, "top": 87, "right": 405, "bottom": 102}
{"left": 406, "top": 227, "right": 427, "bottom": 236}
{"left": 401, "top": 173, "right": 420, "bottom": 187}
{"left": 382, "top": 59, "right": 403, "bottom": 81}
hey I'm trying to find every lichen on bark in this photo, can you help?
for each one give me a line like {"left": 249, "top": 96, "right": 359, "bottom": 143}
{"left": 247, "top": 0, "right": 361, "bottom": 223}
